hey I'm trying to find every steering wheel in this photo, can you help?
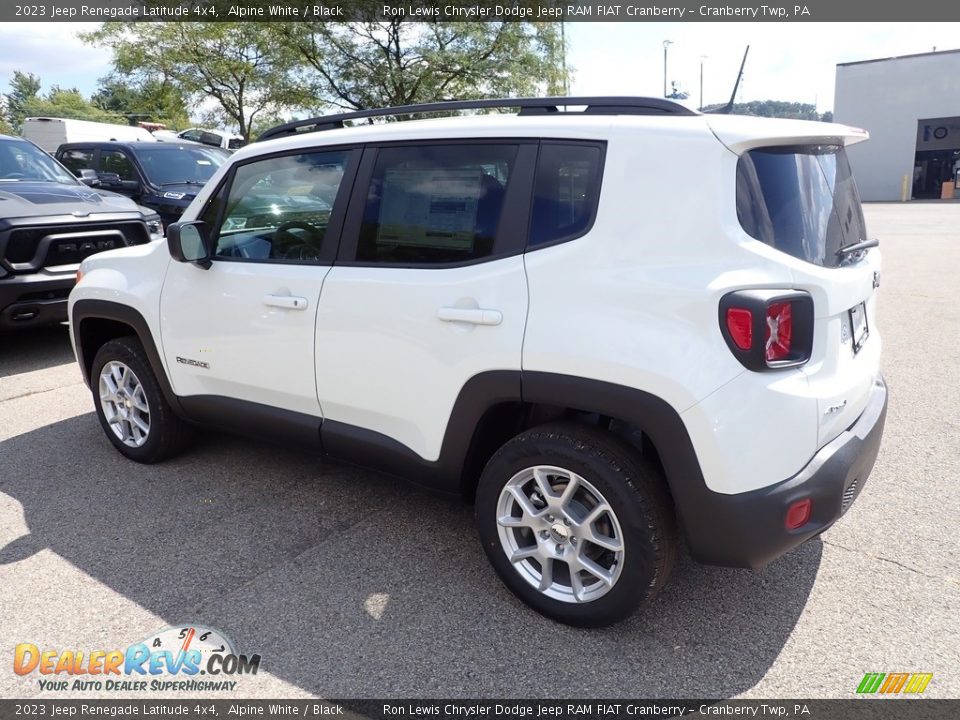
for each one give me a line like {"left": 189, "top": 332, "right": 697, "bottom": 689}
{"left": 1, "top": 173, "right": 27, "bottom": 180}
{"left": 273, "top": 220, "right": 323, "bottom": 261}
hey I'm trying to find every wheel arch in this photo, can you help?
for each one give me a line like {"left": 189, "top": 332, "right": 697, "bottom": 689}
{"left": 72, "top": 299, "right": 181, "bottom": 414}
{"left": 450, "top": 372, "right": 722, "bottom": 556}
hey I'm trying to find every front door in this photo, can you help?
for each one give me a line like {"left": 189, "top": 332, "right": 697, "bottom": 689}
{"left": 160, "top": 147, "right": 358, "bottom": 417}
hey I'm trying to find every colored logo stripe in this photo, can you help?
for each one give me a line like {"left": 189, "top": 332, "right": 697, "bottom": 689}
{"left": 903, "top": 673, "right": 933, "bottom": 694}
{"left": 857, "top": 672, "right": 932, "bottom": 694}
{"left": 857, "top": 673, "right": 885, "bottom": 693}
{"left": 879, "top": 673, "right": 910, "bottom": 693}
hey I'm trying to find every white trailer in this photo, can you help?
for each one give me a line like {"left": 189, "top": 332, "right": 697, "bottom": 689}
{"left": 21, "top": 117, "right": 157, "bottom": 153}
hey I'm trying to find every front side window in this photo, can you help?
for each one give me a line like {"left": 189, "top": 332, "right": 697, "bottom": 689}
{"left": 212, "top": 150, "right": 350, "bottom": 264}
{"left": 736, "top": 145, "right": 867, "bottom": 268}
{"left": 101, "top": 151, "right": 136, "bottom": 181}
{"left": 529, "top": 142, "right": 604, "bottom": 247}
{"left": 356, "top": 144, "right": 517, "bottom": 265}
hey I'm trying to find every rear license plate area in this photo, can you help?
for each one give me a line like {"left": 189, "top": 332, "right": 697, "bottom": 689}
{"left": 849, "top": 301, "right": 869, "bottom": 354}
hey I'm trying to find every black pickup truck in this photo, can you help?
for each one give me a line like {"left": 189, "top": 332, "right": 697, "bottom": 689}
{"left": 0, "top": 135, "right": 163, "bottom": 331}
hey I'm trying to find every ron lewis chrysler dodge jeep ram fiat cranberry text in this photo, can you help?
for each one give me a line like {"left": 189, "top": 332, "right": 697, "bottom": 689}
{"left": 68, "top": 97, "right": 887, "bottom": 626}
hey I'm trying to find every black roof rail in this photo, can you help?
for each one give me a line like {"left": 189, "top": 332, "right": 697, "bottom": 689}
{"left": 256, "top": 96, "right": 697, "bottom": 142}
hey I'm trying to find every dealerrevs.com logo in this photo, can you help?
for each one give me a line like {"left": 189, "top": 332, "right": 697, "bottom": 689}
{"left": 14, "top": 625, "right": 261, "bottom": 693}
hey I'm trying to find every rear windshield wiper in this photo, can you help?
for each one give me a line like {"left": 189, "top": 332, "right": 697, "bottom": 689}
{"left": 836, "top": 238, "right": 879, "bottom": 257}
{"left": 160, "top": 181, "right": 205, "bottom": 187}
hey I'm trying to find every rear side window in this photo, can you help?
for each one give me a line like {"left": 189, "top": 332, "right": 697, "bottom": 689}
{"left": 356, "top": 144, "right": 517, "bottom": 265}
{"left": 529, "top": 142, "right": 604, "bottom": 247}
{"left": 736, "top": 145, "right": 867, "bottom": 268}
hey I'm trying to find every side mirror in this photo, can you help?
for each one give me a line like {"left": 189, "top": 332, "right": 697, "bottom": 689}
{"left": 167, "top": 221, "right": 212, "bottom": 269}
{"left": 77, "top": 169, "right": 100, "bottom": 187}
{"left": 97, "top": 172, "right": 122, "bottom": 187}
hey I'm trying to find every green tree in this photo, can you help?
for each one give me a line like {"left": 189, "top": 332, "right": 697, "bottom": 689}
{"left": 23, "top": 86, "right": 124, "bottom": 123}
{"left": 5, "top": 71, "right": 41, "bottom": 132}
{"left": 702, "top": 99, "right": 830, "bottom": 121}
{"left": 271, "top": 21, "right": 569, "bottom": 114}
{"left": 92, "top": 75, "right": 190, "bottom": 129}
{"left": 82, "top": 23, "right": 301, "bottom": 140}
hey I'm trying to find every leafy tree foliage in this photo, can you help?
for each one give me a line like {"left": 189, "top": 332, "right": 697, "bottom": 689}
{"left": 23, "top": 86, "right": 124, "bottom": 124}
{"left": 82, "top": 21, "right": 569, "bottom": 138}
{"left": 701, "top": 99, "right": 832, "bottom": 121}
{"left": 272, "top": 21, "right": 569, "bottom": 113}
{"left": 81, "top": 23, "right": 301, "bottom": 140}
{"left": 5, "top": 71, "right": 41, "bottom": 132}
{"left": 92, "top": 76, "right": 190, "bottom": 129}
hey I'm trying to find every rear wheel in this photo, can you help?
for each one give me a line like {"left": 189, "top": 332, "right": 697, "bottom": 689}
{"left": 91, "top": 337, "right": 191, "bottom": 463}
{"left": 476, "top": 422, "right": 676, "bottom": 627}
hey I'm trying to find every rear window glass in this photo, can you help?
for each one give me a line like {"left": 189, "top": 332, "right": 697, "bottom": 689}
{"left": 530, "top": 142, "right": 604, "bottom": 247}
{"left": 736, "top": 145, "right": 866, "bottom": 268}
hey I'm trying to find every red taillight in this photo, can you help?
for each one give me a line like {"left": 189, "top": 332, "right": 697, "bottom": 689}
{"left": 785, "top": 498, "right": 812, "bottom": 530}
{"left": 765, "top": 302, "right": 793, "bottom": 362}
{"left": 725, "top": 308, "right": 753, "bottom": 350}
{"left": 720, "top": 290, "right": 813, "bottom": 371}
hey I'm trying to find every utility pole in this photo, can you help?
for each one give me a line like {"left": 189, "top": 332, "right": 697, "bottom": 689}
{"left": 699, "top": 55, "right": 708, "bottom": 111}
{"left": 663, "top": 40, "right": 673, "bottom": 98}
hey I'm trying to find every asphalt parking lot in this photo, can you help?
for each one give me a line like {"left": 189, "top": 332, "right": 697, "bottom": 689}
{"left": 0, "top": 202, "right": 958, "bottom": 700}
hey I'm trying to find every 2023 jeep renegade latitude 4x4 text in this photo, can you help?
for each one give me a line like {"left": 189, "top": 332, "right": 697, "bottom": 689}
{"left": 69, "top": 97, "right": 887, "bottom": 626}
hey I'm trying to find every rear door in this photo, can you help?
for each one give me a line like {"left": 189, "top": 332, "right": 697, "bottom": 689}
{"left": 314, "top": 141, "right": 535, "bottom": 462}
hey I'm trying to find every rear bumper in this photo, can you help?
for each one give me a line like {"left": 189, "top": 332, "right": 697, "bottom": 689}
{"left": 0, "top": 272, "right": 74, "bottom": 329}
{"left": 687, "top": 375, "right": 888, "bottom": 568}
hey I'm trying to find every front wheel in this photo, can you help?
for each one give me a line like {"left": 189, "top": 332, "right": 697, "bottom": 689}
{"left": 476, "top": 422, "right": 677, "bottom": 627}
{"left": 91, "top": 336, "right": 191, "bottom": 463}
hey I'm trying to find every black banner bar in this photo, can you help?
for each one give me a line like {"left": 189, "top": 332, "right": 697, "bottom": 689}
{"left": 0, "top": 700, "right": 954, "bottom": 720}
{"left": 4, "top": 0, "right": 960, "bottom": 23}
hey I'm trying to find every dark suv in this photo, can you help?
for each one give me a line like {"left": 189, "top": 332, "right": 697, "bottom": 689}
{"left": 56, "top": 142, "right": 229, "bottom": 228}
{"left": 0, "top": 135, "right": 163, "bottom": 330}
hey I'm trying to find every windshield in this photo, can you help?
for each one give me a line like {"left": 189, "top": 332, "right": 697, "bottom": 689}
{"left": 736, "top": 145, "right": 867, "bottom": 268}
{"left": 130, "top": 146, "right": 227, "bottom": 186}
{"left": 0, "top": 138, "right": 78, "bottom": 184}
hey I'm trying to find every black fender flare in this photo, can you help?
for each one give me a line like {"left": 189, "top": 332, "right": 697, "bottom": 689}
{"left": 71, "top": 299, "right": 182, "bottom": 415}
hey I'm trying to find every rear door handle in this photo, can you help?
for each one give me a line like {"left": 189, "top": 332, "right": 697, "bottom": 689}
{"left": 437, "top": 307, "right": 502, "bottom": 326}
{"left": 263, "top": 294, "right": 308, "bottom": 310}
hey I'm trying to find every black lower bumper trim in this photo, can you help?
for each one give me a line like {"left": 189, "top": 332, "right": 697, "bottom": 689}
{"left": 688, "top": 375, "right": 888, "bottom": 568}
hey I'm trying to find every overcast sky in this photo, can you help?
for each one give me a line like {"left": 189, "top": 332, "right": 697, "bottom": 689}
{"left": 0, "top": 22, "right": 957, "bottom": 116}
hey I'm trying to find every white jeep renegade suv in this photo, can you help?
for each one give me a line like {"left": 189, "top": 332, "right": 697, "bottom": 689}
{"left": 69, "top": 97, "right": 887, "bottom": 627}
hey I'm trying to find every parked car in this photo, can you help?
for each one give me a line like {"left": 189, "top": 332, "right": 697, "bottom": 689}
{"left": 55, "top": 142, "right": 229, "bottom": 228}
{"left": 22, "top": 117, "right": 156, "bottom": 153}
{"left": 176, "top": 127, "right": 245, "bottom": 151}
{"left": 69, "top": 97, "right": 887, "bottom": 627}
{"left": 0, "top": 134, "right": 162, "bottom": 330}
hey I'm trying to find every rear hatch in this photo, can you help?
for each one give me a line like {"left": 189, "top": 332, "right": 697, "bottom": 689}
{"left": 710, "top": 116, "right": 881, "bottom": 447}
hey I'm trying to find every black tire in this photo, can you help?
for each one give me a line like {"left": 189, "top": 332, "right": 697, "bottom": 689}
{"left": 476, "top": 421, "right": 677, "bottom": 627}
{"left": 91, "top": 336, "right": 192, "bottom": 463}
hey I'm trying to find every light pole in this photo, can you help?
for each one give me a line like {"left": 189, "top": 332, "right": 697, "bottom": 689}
{"left": 699, "top": 55, "right": 708, "bottom": 111}
{"left": 663, "top": 40, "right": 673, "bottom": 98}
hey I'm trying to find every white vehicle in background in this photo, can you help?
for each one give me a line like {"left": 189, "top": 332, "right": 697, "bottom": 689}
{"left": 175, "top": 127, "right": 245, "bottom": 151}
{"left": 22, "top": 117, "right": 156, "bottom": 153}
